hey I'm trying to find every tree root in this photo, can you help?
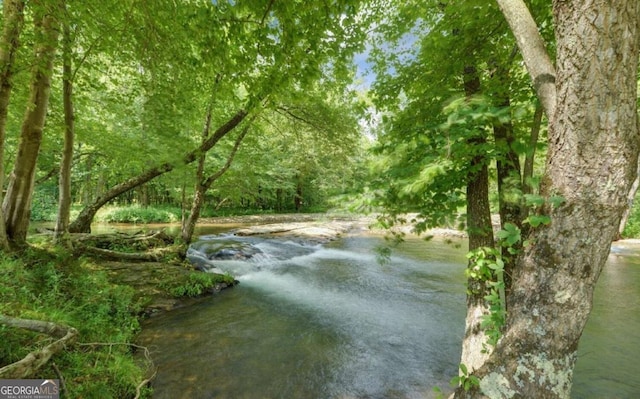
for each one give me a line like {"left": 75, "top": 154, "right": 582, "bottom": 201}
{"left": 71, "top": 230, "right": 185, "bottom": 262}
{"left": 0, "top": 314, "right": 78, "bottom": 379}
{"left": 75, "top": 244, "right": 181, "bottom": 262}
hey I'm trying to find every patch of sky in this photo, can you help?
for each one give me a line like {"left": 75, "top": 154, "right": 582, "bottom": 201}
{"left": 352, "top": 20, "right": 423, "bottom": 90}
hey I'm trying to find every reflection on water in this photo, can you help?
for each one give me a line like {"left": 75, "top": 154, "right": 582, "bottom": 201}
{"left": 137, "top": 228, "right": 640, "bottom": 399}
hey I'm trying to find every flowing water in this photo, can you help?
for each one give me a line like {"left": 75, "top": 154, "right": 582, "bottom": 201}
{"left": 137, "top": 227, "right": 640, "bottom": 399}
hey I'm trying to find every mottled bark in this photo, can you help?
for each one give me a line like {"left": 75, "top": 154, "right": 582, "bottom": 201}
{"left": 0, "top": 0, "right": 26, "bottom": 251}
{"left": 455, "top": 1, "right": 639, "bottom": 397}
{"left": 69, "top": 108, "right": 248, "bottom": 233}
{"left": 3, "top": 0, "right": 61, "bottom": 245}
{"left": 54, "top": 19, "right": 74, "bottom": 247}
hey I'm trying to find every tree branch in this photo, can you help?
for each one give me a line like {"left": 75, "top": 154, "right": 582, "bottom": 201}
{"left": 202, "top": 118, "right": 254, "bottom": 189}
{"left": 261, "top": 0, "right": 276, "bottom": 25}
{"left": 275, "top": 106, "right": 327, "bottom": 135}
{"left": 496, "top": 0, "right": 557, "bottom": 118}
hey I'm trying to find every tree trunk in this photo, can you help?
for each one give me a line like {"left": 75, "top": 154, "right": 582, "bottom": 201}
{"left": 69, "top": 108, "right": 249, "bottom": 233}
{"left": 460, "top": 64, "right": 495, "bottom": 372}
{"left": 182, "top": 120, "right": 252, "bottom": 244}
{"left": 0, "top": 0, "right": 26, "bottom": 251}
{"left": 495, "top": 0, "right": 556, "bottom": 119}
{"left": 491, "top": 60, "right": 523, "bottom": 302}
{"left": 294, "top": 179, "right": 303, "bottom": 211}
{"left": 54, "top": 19, "right": 74, "bottom": 247}
{"left": 522, "top": 103, "right": 543, "bottom": 195}
{"left": 3, "top": 0, "right": 61, "bottom": 246}
{"left": 455, "top": 1, "right": 639, "bottom": 397}
{"left": 492, "top": 92, "right": 522, "bottom": 230}
{"left": 181, "top": 101, "right": 213, "bottom": 244}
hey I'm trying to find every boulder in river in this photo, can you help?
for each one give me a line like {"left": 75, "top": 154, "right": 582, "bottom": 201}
{"left": 190, "top": 240, "right": 263, "bottom": 260}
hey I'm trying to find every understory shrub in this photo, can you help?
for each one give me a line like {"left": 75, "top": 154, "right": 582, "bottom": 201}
{"left": 161, "top": 272, "right": 236, "bottom": 298}
{"left": 96, "top": 205, "right": 181, "bottom": 224}
{"left": 622, "top": 193, "right": 640, "bottom": 238}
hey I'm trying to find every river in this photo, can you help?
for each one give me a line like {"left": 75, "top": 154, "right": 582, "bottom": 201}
{"left": 136, "top": 226, "right": 640, "bottom": 398}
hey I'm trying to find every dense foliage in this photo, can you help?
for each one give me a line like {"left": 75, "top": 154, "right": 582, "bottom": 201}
{"left": 1, "top": 0, "right": 639, "bottom": 398}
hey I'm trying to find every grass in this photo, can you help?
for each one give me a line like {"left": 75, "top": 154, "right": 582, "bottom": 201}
{"left": 0, "top": 247, "right": 152, "bottom": 398}
{"left": 161, "top": 272, "right": 236, "bottom": 298}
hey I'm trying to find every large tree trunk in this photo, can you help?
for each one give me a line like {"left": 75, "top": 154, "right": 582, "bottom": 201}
{"left": 3, "top": 0, "right": 61, "bottom": 246}
{"left": 456, "top": 1, "right": 639, "bottom": 397}
{"left": 0, "top": 0, "right": 26, "bottom": 251}
{"left": 54, "top": 19, "right": 74, "bottom": 247}
{"left": 69, "top": 108, "right": 249, "bottom": 233}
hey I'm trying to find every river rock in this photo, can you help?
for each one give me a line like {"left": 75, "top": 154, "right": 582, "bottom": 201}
{"left": 190, "top": 240, "right": 263, "bottom": 260}
{"left": 233, "top": 221, "right": 357, "bottom": 244}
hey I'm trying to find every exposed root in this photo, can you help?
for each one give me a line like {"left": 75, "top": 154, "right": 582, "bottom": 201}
{"left": 0, "top": 315, "right": 78, "bottom": 379}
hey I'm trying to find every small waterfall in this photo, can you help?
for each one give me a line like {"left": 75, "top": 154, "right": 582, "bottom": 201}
{"left": 187, "top": 234, "right": 318, "bottom": 277}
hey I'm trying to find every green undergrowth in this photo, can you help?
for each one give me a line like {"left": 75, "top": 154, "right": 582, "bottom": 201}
{"left": 161, "top": 272, "right": 236, "bottom": 298}
{"left": 0, "top": 247, "right": 152, "bottom": 398}
{"left": 622, "top": 195, "right": 640, "bottom": 238}
{"left": 32, "top": 202, "right": 325, "bottom": 224}
{"left": 94, "top": 205, "right": 295, "bottom": 224}
{"left": 96, "top": 205, "right": 181, "bottom": 224}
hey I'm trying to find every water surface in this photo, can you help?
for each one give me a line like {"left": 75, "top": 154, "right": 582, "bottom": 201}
{"left": 138, "top": 228, "right": 640, "bottom": 398}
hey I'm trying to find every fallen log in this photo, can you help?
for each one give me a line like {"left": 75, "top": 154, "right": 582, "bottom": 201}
{"left": 0, "top": 315, "right": 78, "bottom": 379}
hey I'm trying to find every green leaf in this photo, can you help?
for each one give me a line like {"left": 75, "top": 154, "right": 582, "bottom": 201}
{"left": 525, "top": 215, "right": 552, "bottom": 227}
{"left": 524, "top": 194, "right": 546, "bottom": 207}
{"left": 549, "top": 194, "right": 566, "bottom": 208}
